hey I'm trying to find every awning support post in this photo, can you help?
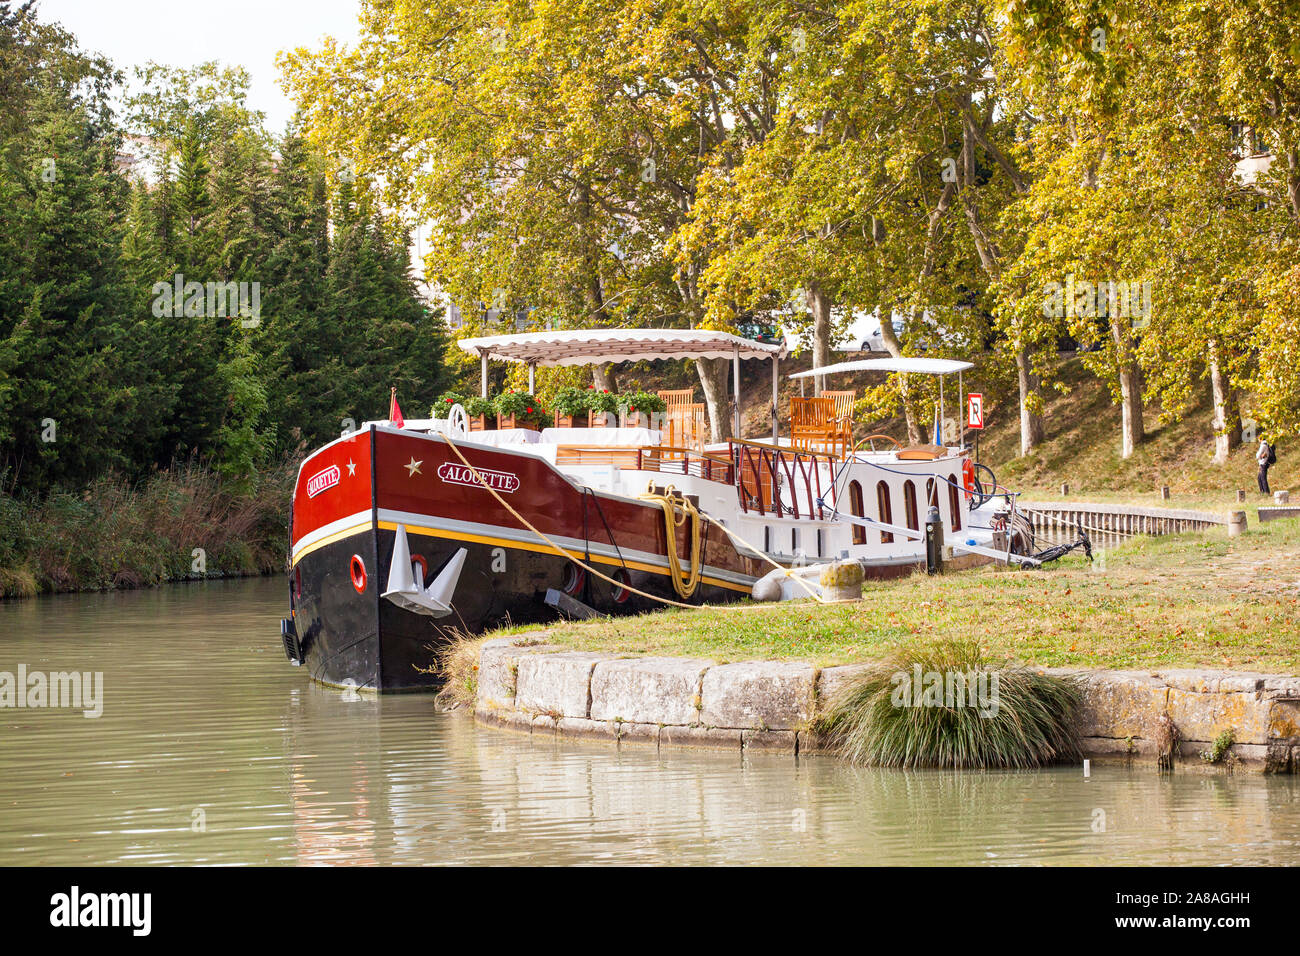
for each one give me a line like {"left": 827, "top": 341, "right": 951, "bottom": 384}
{"left": 771, "top": 355, "right": 779, "bottom": 443}
{"left": 958, "top": 370, "right": 964, "bottom": 450}
{"left": 939, "top": 375, "right": 945, "bottom": 447}
{"left": 480, "top": 353, "right": 489, "bottom": 399}
{"left": 732, "top": 346, "right": 742, "bottom": 440}
{"left": 527, "top": 361, "right": 536, "bottom": 394}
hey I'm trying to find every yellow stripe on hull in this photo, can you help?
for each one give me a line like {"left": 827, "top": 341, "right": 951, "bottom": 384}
{"left": 291, "top": 519, "right": 754, "bottom": 594}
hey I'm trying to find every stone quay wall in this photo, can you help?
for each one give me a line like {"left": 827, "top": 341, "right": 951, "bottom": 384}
{"left": 473, "top": 636, "right": 1300, "bottom": 771}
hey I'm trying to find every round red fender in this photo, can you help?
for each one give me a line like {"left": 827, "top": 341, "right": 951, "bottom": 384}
{"left": 350, "top": 554, "right": 368, "bottom": 593}
{"left": 962, "top": 459, "right": 976, "bottom": 497}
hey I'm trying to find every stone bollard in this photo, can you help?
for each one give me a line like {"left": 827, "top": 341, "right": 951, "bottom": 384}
{"left": 1228, "top": 511, "right": 1247, "bottom": 538}
{"left": 820, "top": 560, "right": 865, "bottom": 602}
{"left": 1160, "top": 486, "right": 1170, "bottom": 500}
{"left": 1060, "top": 482, "right": 1069, "bottom": 496}
{"left": 1237, "top": 489, "right": 1247, "bottom": 503}
{"left": 1276, "top": 490, "right": 1291, "bottom": 505}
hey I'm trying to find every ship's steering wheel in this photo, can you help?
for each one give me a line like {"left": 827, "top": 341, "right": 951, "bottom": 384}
{"left": 447, "top": 403, "right": 470, "bottom": 438}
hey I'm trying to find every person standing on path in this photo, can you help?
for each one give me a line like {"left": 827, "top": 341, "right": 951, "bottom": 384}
{"left": 1257, "top": 437, "right": 1273, "bottom": 494}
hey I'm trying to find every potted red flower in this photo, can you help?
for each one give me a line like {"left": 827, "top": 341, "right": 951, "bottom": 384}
{"left": 494, "top": 391, "right": 551, "bottom": 429}
{"left": 587, "top": 388, "right": 619, "bottom": 428}
{"left": 463, "top": 396, "right": 496, "bottom": 430}
{"left": 551, "top": 387, "right": 590, "bottom": 428}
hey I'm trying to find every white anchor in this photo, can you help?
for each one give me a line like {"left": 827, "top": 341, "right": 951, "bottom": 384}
{"left": 382, "top": 524, "right": 467, "bottom": 617}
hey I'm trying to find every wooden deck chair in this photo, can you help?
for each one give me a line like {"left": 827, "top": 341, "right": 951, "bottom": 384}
{"left": 657, "top": 390, "right": 699, "bottom": 456}
{"left": 823, "top": 389, "right": 856, "bottom": 456}
{"left": 662, "top": 402, "right": 707, "bottom": 456}
{"left": 790, "top": 396, "right": 836, "bottom": 453}
{"left": 657, "top": 388, "right": 696, "bottom": 409}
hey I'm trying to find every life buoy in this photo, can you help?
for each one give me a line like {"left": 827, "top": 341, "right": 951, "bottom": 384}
{"left": 411, "top": 553, "right": 429, "bottom": 582}
{"left": 962, "top": 459, "right": 976, "bottom": 498}
{"left": 350, "top": 554, "right": 367, "bottom": 593}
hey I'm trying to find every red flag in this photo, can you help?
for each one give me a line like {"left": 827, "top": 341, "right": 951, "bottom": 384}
{"left": 389, "top": 387, "right": 405, "bottom": 428}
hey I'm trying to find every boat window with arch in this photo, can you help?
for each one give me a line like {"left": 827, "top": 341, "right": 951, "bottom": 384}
{"left": 904, "top": 481, "right": 919, "bottom": 532}
{"left": 849, "top": 480, "right": 866, "bottom": 545}
{"left": 876, "top": 481, "right": 894, "bottom": 544}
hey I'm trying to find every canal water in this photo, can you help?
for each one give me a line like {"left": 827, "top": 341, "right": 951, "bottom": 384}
{"left": 2, "top": 576, "right": 1299, "bottom": 866}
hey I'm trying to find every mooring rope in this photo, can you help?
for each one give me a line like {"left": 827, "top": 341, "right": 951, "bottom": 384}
{"left": 694, "top": 504, "right": 828, "bottom": 603}
{"left": 439, "top": 430, "right": 828, "bottom": 607}
{"left": 440, "top": 431, "right": 699, "bottom": 609}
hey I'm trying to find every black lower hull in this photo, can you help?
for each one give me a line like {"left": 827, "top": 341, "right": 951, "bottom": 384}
{"left": 290, "top": 525, "right": 745, "bottom": 691}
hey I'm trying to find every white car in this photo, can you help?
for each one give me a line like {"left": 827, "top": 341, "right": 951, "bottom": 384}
{"left": 836, "top": 308, "right": 914, "bottom": 354}
{"left": 855, "top": 315, "right": 907, "bottom": 353}
{"left": 778, "top": 306, "right": 955, "bottom": 353}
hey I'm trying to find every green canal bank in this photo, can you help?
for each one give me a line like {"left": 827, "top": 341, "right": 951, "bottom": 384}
{"left": 455, "top": 516, "right": 1300, "bottom": 772}
{"left": 0, "top": 463, "right": 292, "bottom": 598}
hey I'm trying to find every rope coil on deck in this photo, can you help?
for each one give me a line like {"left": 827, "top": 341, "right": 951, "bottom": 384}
{"left": 637, "top": 483, "right": 703, "bottom": 599}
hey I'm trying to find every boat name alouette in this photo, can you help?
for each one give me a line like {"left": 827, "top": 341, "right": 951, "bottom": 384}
{"left": 438, "top": 462, "right": 520, "bottom": 493}
{"left": 306, "top": 464, "right": 341, "bottom": 498}
{"left": 279, "top": 329, "right": 1045, "bottom": 691}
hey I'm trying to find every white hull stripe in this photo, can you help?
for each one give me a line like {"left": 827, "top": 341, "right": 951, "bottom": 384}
{"left": 292, "top": 509, "right": 374, "bottom": 558}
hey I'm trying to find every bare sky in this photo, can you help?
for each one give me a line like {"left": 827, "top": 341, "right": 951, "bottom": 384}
{"left": 35, "top": 0, "right": 363, "bottom": 133}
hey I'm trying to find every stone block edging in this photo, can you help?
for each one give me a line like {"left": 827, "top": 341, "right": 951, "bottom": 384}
{"left": 472, "top": 637, "right": 1300, "bottom": 770}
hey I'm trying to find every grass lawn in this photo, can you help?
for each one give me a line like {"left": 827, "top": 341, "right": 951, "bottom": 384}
{"left": 483, "top": 517, "right": 1300, "bottom": 674}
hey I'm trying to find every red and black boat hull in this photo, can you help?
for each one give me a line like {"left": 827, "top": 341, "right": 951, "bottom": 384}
{"left": 285, "top": 426, "right": 761, "bottom": 691}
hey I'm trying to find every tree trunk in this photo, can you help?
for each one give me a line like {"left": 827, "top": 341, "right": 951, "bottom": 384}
{"left": 876, "top": 310, "right": 923, "bottom": 444}
{"left": 1286, "top": 146, "right": 1300, "bottom": 227}
{"left": 1110, "top": 319, "right": 1145, "bottom": 458}
{"left": 695, "top": 357, "right": 732, "bottom": 441}
{"left": 891, "top": 177, "right": 957, "bottom": 447}
{"left": 805, "top": 282, "right": 832, "bottom": 395}
{"left": 1118, "top": 364, "right": 1144, "bottom": 458}
{"left": 1016, "top": 347, "right": 1045, "bottom": 455}
{"left": 1208, "top": 341, "right": 1240, "bottom": 464}
{"left": 592, "top": 362, "right": 616, "bottom": 393}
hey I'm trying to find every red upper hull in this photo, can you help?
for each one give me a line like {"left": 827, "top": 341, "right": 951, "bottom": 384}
{"left": 291, "top": 426, "right": 763, "bottom": 591}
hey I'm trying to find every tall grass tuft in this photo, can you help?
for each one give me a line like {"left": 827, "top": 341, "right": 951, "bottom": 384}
{"left": 427, "top": 630, "right": 485, "bottom": 711}
{"left": 817, "top": 640, "right": 1082, "bottom": 769}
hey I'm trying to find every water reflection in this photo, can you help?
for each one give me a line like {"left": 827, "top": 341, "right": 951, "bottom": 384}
{"left": 0, "top": 577, "right": 1297, "bottom": 865}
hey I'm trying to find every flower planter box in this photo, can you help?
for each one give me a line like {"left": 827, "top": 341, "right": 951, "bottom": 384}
{"left": 555, "top": 412, "right": 589, "bottom": 428}
{"left": 589, "top": 412, "right": 612, "bottom": 428}
{"left": 623, "top": 411, "right": 651, "bottom": 429}
{"left": 498, "top": 413, "right": 551, "bottom": 430}
{"left": 468, "top": 415, "right": 494, "bottom": 431}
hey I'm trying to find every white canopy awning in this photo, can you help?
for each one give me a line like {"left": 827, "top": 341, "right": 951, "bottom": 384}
{"left": 789, "top": 357, "right": 973, "bottom": 379}
{"left": 457, "top": 328, "right": 787, "bottom": 366}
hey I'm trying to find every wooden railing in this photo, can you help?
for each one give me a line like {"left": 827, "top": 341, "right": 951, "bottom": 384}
{"left": 555, "top": 446, "right": 644, "bottom": 468}
{"left": 729, "top": 439, "right": 833, "bottom": 519}
{"left": 555, "top": 440, "right": 833, "bottom": 521}
{"left": 637, "top": 446, "right": 735, "bottom": 483}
